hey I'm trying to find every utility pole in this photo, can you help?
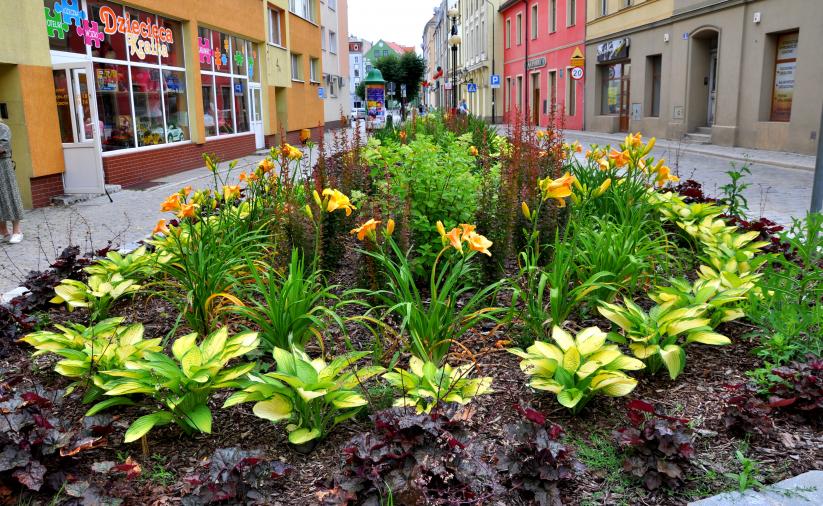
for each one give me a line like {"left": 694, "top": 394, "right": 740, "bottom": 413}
{"left": 812, "top": 104, "right": 823, "bottom": 213}
{"left": 486, "top": 0, "right": 495, "bottom": 124}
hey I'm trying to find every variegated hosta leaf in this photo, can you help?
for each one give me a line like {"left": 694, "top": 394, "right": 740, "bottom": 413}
{"left": 659, "top": 344, "right": 686, "bottom": 379}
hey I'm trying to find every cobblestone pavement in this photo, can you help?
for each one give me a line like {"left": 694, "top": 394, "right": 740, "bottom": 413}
{"left": 1, "top": 125, "right": 817, "bottom": 294}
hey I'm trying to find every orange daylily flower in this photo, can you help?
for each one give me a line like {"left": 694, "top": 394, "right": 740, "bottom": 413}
{"left": 399, "top": 131, "right": 407, "bottom": 143}
{"left": 445, "top": 227, "right": 463, "bottom": 252}
{"left": 459, "top": 224, "right": 476, "bottom": 241}
{"left": 238, "top": 172, "right": 248, "bottom": 182}
{"left": 160, "top": 193, "right": 182, "bottom": 213}
{"left": 182, "top": 186, "right": 192, "bottom": 197}
{"left": 655, "top": 166, "right": 680, "bottom": 187}
{"left": 536, "top": 130, "right": 546, "bottom": 139}
{"left": 386, "top": 219, "right": 395, "bottom": 236}
{"left": 538, "top": 172, "right": 576, "bottom": 207}
{"left": 469, "top": 145, "right": 479, "bottom": 157}
{"left": 572, "top": 142, "right": 583, "bottom": 153}
{"left": 322, "top": 188, "right": 356, "bottom": 216}
{"left": 177, "top": 203, "right": 197, "bottom": 219}
{"left": 223, "top": 185, "right": 241, "bottom": 201}
{"left": 597, "top": 157, "right": 610, "bottom": 171}
{"left": 609, "top": 149, "right": 630, "bottom": 167}
{"left": 466, "top": 231, "right": 492, "bottom": 256}
{"left": 259, "top": 158, "right": 275, "bottom": 173}
{"left": 625, "top": 132, "right": 643, "bottom": 148}
{"left": 351, "top": 218, "right": 381, "bottom": 240}
{"left": 152, "top": 219, "right": 169, "bottom": 235}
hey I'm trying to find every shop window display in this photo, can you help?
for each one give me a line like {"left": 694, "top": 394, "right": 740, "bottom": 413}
{"left": 45, "top": 0, "right": 189, "bottom": 151}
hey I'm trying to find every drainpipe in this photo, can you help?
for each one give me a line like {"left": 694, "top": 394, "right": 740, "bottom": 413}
{"left": 523, "top": 0, "right": 529, "bottom": 123}
{"left": 812, "top": 106, "right": 823, "bottom": 213}
{"left": 486, "top": 0, "right": 496, "bottom": 123}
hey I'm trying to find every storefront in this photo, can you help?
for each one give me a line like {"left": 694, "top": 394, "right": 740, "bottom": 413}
{"left": 42, "top": 0, "right": 265, "bottom": 195}
{"left": 594, "top": 37, "right": 630, "bottom": 133}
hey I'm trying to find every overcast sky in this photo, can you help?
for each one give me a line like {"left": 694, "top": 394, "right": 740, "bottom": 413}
{"left": 347, "top": 0, "right": 441, "bottom": 51}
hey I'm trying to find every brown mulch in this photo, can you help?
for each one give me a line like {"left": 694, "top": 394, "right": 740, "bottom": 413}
{"left": 2, "top": 279, "right": 821, "bottom": 505}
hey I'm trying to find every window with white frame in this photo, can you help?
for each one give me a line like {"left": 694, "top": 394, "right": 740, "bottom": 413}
{"left": 329, "top": 31, "right": 337, "bottom": 54}
{"left": 550, "top": 0, "right": 556, "bottom": 32}
{"left": 506, "top": 18, "right": 511, "bottom": 48}
{"left": 568, "top": 0, "right": 577, "bottom": 26}
{"left": 516, "top": 13, "right": 522, "bottom": 45}
{"left": 268, "top": 7, "right": 283, "bottom": 45}
{"left": 310, "top": 58, "right": 320, "bottom": 82}
{"left": 198, "top": 27, "right": 256, "bottom": 137}
{"left": 531, "top": 4, "right": 538, "bottom": 40}
{"left": 321, "top": 27, "right": 326, "bottom": 50}
{"left": 289, "top": 0, "right": 316, "bottom": 22}
{"left": 291, "top": 53, "right": 303, "bottom": 80}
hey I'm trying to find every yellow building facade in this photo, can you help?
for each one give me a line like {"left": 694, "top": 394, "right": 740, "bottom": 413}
{"left": 0, "top": 0, "right": 324, "bottom": 208}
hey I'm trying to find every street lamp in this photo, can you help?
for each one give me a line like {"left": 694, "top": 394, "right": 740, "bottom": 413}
{"left": 448, "top": 7, "right": 461, "bottom": 111}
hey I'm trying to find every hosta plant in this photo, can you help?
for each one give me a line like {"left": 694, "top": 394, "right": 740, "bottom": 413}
{"left": 508, "top": 326, "right": 644, "bottom": 413}
{"left": 598, "top": 297, "right": 730, "bottom": 379}
{"left": 50, "top": 273, "right": 141, "bottom": 321}
{"left": 223, "top": 347, "right": 384, "bottom": 445}
{"left": 90, "top": 328, "right": 259, "bottom": 442}
{"left": 650, "top": 277, "right": 749, "bottom": 328}
{"left": 382, "top": 356, "right": 493, "bottom": 414}
{"left": 84, "top": 245, "right": 157, "bottom": 281}
{"left": 20, "top": 318, "right": 161, "bottom": 401}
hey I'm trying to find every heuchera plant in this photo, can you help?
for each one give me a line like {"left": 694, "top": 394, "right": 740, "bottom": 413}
{"left": 613, "top": 399, "right": 695, "bottom": 490}
{"left": 495, "top": 405, "right": 583, "bottom": 505}
{"left": 767, "top": 358, "right": 823, "bottom": 417}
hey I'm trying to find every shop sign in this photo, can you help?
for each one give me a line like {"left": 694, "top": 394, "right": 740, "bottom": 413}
{"left": 526, "top": 56, "right": 547, "bottom": 70}
{"left": 596, "top": 37, "right": 630, "bottom": 62}
{"left": 770, "top": 32, "right": 798, "bottom": 122}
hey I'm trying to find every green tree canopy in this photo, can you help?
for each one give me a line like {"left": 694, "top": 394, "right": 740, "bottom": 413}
{"left": 373, "top": 52, "right": 425, "bottom": 115}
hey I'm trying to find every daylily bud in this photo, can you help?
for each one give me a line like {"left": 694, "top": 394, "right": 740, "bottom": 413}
{"left": 643, "top": 137, "right": 656, "bottom": 155}
{"left": 313, "top": 190, "right": 322, "bottom": 207}
{"left": 570, "top": 193, "right": 580, "bottom": 205}
{"left": 573, "top": 178, "right": 583, "bottom": 193}
{"left": 521, "top": 202, "right": 531, "bottom": 221}
{"left": 436, "top": 220, "right": 446, "bottom": 238}
{"left": 304, "top": 204, "right": 314, "bottom": 220}
{"left": 595, "top": 178, "right": 612, "bottom": 197}
{"left": 386, "top": 219, "right": 395, "bottom": 236}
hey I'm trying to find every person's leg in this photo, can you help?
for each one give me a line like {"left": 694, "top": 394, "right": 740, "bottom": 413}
{"left": 0, "top": 221, "right": 8, "bottom": 236}
{"left": 11, "top": 220, "right": 20, "bottom": 235}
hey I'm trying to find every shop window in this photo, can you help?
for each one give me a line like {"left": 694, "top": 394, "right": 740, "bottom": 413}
{"left": 84, "top": 1, "right": 127, "bottom": 60}
{"left": 52, "top": 70, "right": 74, "bottom": 143}
{"left": 600, "top": 63, "right": 623, "bottom": 115}
{"left": 131, "top": 67, "right": 165, "bottom": 146}
{"left": 247, "top": 41, "right": 260, "bottom": 82}
{"left": 159, "top": 17, "right": 184, "bottom": 67}
{"left": 122, "top": 7, "right": 159, "bottom": 65}
{"left": 646, "top": 54, "right": 662, "bottom": 117}
{"left": 212, "top": 31, "right": 231, "bottom": 73}
{"left": 232, "top": 36, "right": 247, "bottom": 75}
{"left": 199, "top": 27, "right": 214, "bottom": 72}
{"left": 770, "top": 31, "right": 798, "bottom": 122}
{"left": 163, "top": 70, "right": 188, "bottom": 142}
{"left": 93, "top": 63, "right": 135, "bottom": 151}
{"left": 234, "top": 79, "right": 250, "bottom": 133}
{"left": 215, "top": 75, "right": 235, "bottom": 134}
{"left": 44, "top": 0, "right": 87, "bottom": 54}
{"left": 202, "top": 75, "right": 217, "bottom": 137}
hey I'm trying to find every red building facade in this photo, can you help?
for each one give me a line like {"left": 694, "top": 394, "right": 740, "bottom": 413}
{"left": 500, "top": 0, "right": 585, "bottom": 129}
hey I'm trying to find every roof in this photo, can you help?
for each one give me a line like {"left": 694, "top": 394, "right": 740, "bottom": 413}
{"left": 386, "top": 41, "right": 415, "bottom": 54}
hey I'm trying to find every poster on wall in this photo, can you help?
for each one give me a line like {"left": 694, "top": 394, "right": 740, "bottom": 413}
{"left": 770, "top": 32, "right": 798, "bottom": 122}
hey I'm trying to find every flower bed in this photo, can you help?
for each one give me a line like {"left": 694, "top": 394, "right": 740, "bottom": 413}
{"left": 2, "top": 114, "right": 821, "bottom": 505}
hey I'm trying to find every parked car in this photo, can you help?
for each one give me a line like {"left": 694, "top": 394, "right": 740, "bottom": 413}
{"left": 351, "top": 107, "right": 366, "bottom": 121}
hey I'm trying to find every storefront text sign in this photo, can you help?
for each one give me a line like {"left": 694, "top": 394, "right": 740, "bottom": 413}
{"left": 526, "top": 57, "right": 547, "bottom": 70}
{"left": 770, "top": 32, "right": 798, "bottom": 122}
{"left": 596, "top": 38, "right": 630, "bottom": 62}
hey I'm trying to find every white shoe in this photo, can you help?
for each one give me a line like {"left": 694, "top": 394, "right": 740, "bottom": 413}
{"left": 8, "top": 233, "right": 23, "bottom": 244}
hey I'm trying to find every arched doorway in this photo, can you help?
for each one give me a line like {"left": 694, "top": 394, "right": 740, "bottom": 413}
{"left": 686, "top": 28, "right": 720, "bottom": 133}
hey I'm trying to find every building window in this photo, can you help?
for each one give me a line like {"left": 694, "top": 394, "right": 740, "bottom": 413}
{"left": 566, "top": 68, "right": 576, "bottom": 116}
{"left": 291, "top": 53, "right": 303, "bottom": 81}
{"left": 624, "top": 0, "right": 633, "bottom": 7}
{"left": 770, "top": 31, "right": 798, "bottom": 122}
{"left": 199, "top": 27, "right": 254, "bottom": 137}
{"left": 516, "top": 13, "right": 522, "bottom": 45}
{"left": 647, "top": 54, "right": 662, "bottom": 117}
{"left": 531, "top": 4, "right": 538, "bottom": 40}
{"left": 289, "top": 0, "right": 316, "bottom": 23}
{"left": 310, "top": 58, "right": 320, "bottom": 82}
{"left": 329, "top": 31, "right": 337, "bottom": 54}
{"left": 506, "top": 19, "right": 511, "bottom": 48}
{"left": 46, "top": 1, "right": 191, "bottom": 151}
{"left": 568, "top": 0, "right": 576, "bottom": 26}
{"left": 550, "top": 0, "right": 556, "bottom": 33}
{"left": 321, "top": 27, "right": 326, "bottom": 51}
{"left": 600, "top": 0, "right": 607, "bottom": 17}
{"left": 600, "top": 62, "right": 626, "bottom": 115}
{"left": 328, "top": 0, "right": 336, "bottom": 9}
{"left": 517, "top": 75, "right": 523, "bottom": 109}
{"left": 548, "top": 70, "right": 557, "bottom": 111}
{"left": 268, "top": 7, "right": 283, "bottom": 46}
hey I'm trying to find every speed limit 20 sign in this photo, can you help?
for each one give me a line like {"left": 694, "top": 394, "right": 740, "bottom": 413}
{"left": 570, "top": 66, "right": 584, "bottom": 80}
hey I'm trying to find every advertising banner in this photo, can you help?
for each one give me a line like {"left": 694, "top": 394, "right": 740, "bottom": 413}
{"left": 366, "top": 84, "right": 386, "bottom": 122}
{"left": 770, "top": 32, "right": 798, "bottom": 122}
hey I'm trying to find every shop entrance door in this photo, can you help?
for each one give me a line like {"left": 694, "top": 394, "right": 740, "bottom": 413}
{"left": 531, "top": 73, "right": 540, "bottom": 125}
{"left": 618, "top": 63, "right": 631, "bottom": 132}
{"left": 52, "top": 62, "right": 105, "bottom": 194}
{"left": 249, "top": 84, "right": 264, "bottom": 150}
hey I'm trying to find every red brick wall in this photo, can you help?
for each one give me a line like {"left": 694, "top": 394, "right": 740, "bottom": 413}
{"left": 102, "top": 134, "right": 256, "bottom": 188}
{"left": 30, "top": 173, "right": 64, "bottom": 209}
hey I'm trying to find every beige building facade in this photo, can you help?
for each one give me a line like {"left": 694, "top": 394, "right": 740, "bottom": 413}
{"left": 584, "top": 0, "right": 823, "bottom": 155}
{"left": 459, "top": 0, "right": 503, "bottom": 122}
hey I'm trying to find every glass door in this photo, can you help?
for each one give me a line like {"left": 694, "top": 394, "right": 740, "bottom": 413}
{"left": 249, "top": 84, "right": 264, "bottom": 149}
{"left": 52, "top": 62, "right": 105, "bottom": 194}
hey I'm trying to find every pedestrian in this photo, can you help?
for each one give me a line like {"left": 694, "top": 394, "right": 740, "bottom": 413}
{"left": 0, "top": 119, "right": 24, "bottom": 244}
{"left": 459, "top": 99, "right": 469, "bottom": 115}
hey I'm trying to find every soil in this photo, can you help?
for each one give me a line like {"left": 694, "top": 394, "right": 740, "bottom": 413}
{"left": 2, "top": 254, "right": 821, "bottom": 506}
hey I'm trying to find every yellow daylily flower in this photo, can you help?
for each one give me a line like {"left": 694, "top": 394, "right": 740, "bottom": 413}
{"left": 469, "top": 145, "right": 479, "bottom": 157}
{"left": 655, "top": 166, "right": 680, "bottom": 187}
{"left": 322, "top": 188, "right": 356, "bottom": 216}
{"left": 177, "top": 203, "right": 197, "bottom": 219}
{"left": 445, "top": 227, "right": 463, "bottom": 252}
{"left": 386, "top": 218, "right": 395, "bottom": 236}
{"left": 608, "top": 149, "right": 630, "bottom": 168}
{"left": 466, "top": 232, "right": 492, "bottom": 256}
{"left": 223, "top": 185, "right": 241, "bottom": 201}
{"left": 538, "top": 172, "right": 576, "bottom": 207}
{"left": 595, "top": 178, "right": 612, "bottom": 197}
{"left": 597, "top": 157, "right": 610, "bottom": 171}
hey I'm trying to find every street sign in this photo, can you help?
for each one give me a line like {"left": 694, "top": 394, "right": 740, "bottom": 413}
{"left": 570, "top": 66, "right": 584, "bottom": 81}
{"left": 444, "top": 82, "right": 453, "bottom": 90}
{"left": 467, "top": 83, "right": 478, "bottom": 93}
{"left": 318, "top": 87, "right": 325, "bottom": 99}
{"left": 490, "top": 74, "right": 501, "bottom": 88}
{"left": 387, "top": 82, "right": 396, "bottom": 93}
{"left": 570, "top": 46, "right": 585, "bottom": 67}
{"left": 400, "top": 84, "right": 407, "bottom": 98}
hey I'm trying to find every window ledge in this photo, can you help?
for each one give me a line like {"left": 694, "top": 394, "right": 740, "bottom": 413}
{"left": 292, "top": 78, "right": 305, "bottom": 83}
{"left": 267, "top": 42, "right": 287, "bottom": 50}
{"left": 310, "top": 80, "right": 321, "bottom": 85}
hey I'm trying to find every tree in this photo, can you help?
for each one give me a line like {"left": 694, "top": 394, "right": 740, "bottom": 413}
{"left": 355, "top": 81, "right": 365, "bottom": 101}
{"left": 373, "top": 52, "right": 425, "bottom": 119}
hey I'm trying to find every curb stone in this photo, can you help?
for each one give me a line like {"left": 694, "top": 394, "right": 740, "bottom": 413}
{"left": 689, "top": 470, "right": 823, "bottom": 505}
